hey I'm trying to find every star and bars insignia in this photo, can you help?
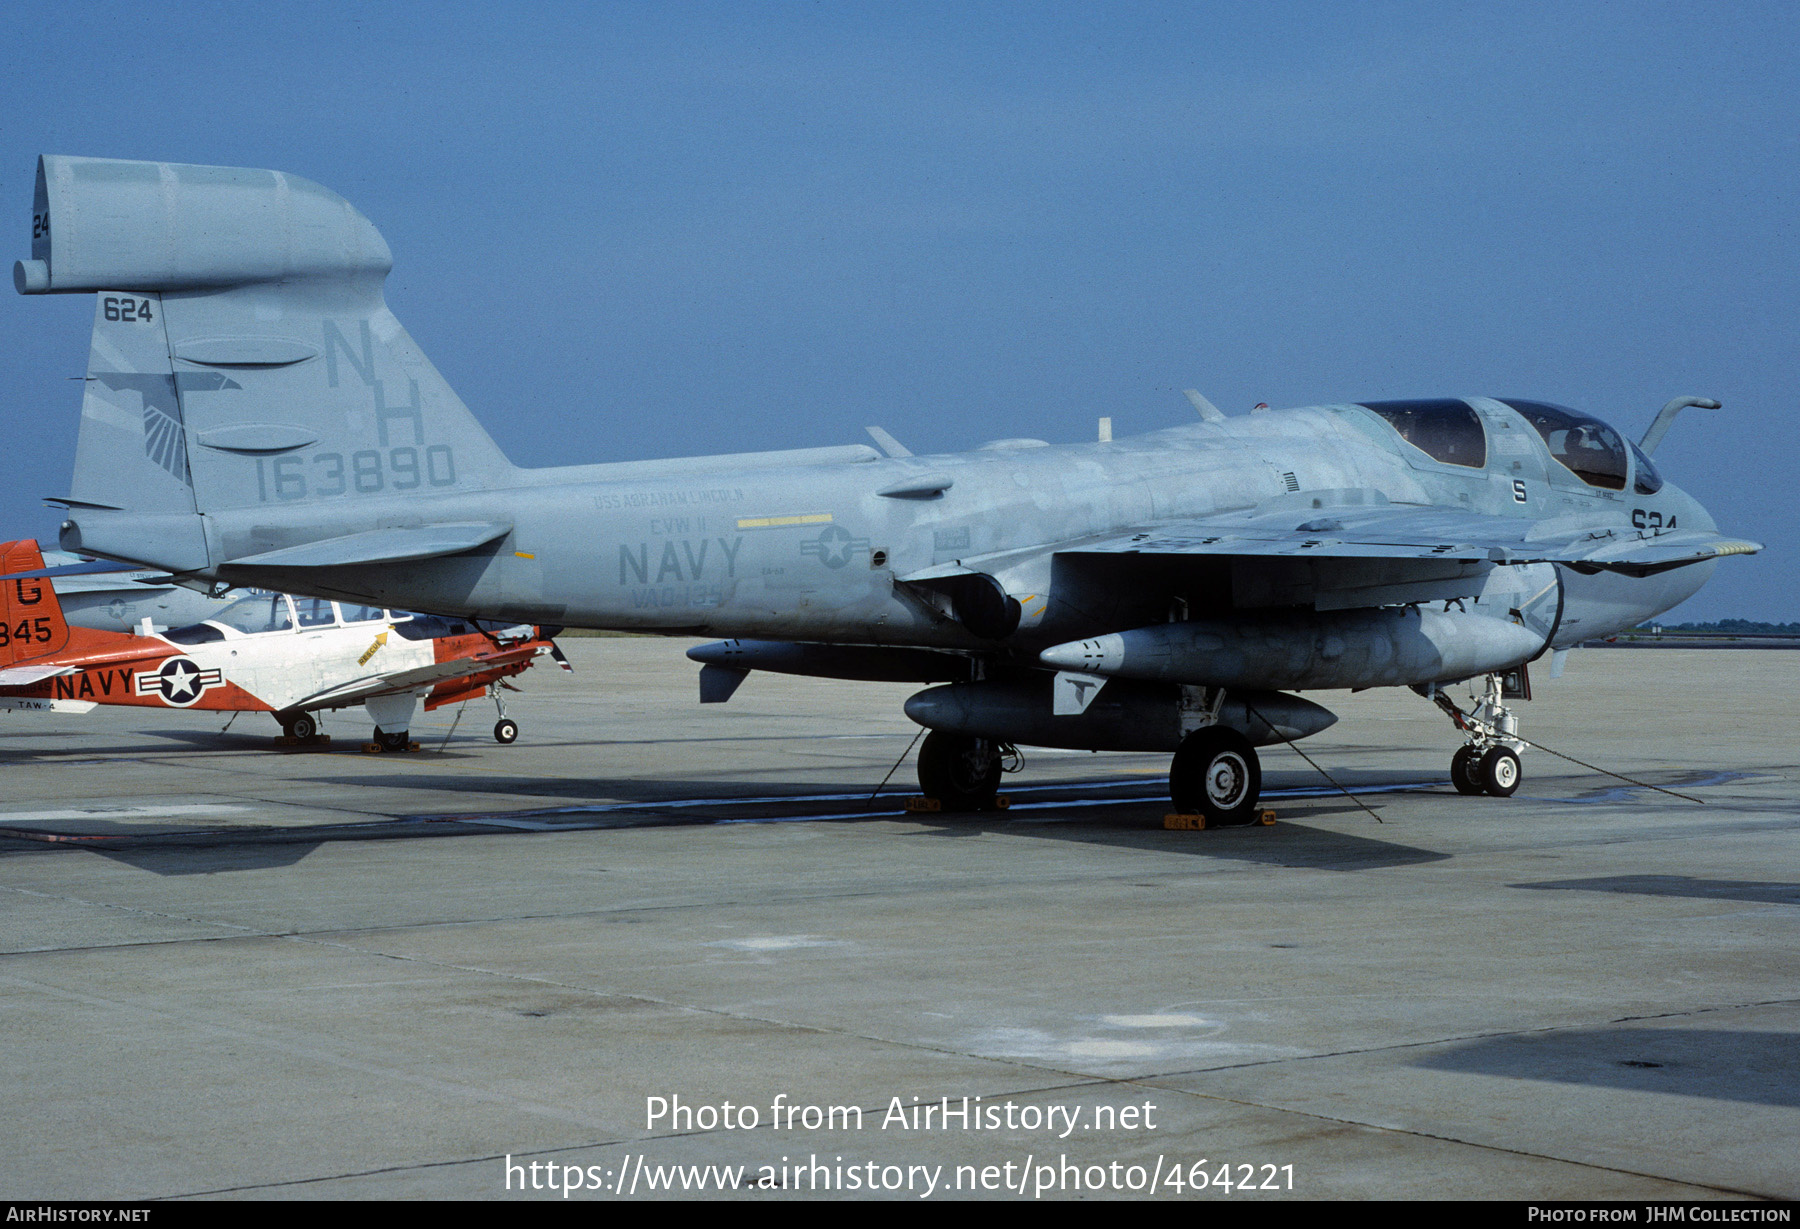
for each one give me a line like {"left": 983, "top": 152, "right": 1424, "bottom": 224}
{"left": 134, "top": 657, "right": 225, "bottom": 708}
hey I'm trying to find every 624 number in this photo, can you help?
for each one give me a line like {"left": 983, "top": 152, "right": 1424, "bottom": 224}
{"left": 103, "top": 297, "right": 154, "bottom": 323}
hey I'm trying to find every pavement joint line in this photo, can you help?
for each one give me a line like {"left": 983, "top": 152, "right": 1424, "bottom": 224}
{"left": 1, "top": 883, "right": 273, "bottom": 938}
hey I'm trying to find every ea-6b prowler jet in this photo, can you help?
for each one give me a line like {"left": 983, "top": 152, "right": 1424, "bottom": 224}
{"left": 15, "top": 156, "right": 1760, "bottom": 822}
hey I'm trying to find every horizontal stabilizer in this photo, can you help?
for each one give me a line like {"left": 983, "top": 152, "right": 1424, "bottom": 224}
{"left": 223, "top": 523, "right": 512, "bottom": 571}
{"left": 0, "top": 663, "right": 78, "bottom": 687}
{"left": 0, "top": 559, "right": 135, "bottom": 582}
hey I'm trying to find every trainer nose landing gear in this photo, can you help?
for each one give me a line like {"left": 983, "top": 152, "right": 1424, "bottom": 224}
{"left": 1427, "top": 674, "right": 1525, "bottom": 797}
{"left": 491, "top": 684, "right": 519, "bottom": 744}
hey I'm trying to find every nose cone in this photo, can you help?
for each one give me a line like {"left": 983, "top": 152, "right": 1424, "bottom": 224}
{"left": 903, "top": 684, "right": 964, "bottom": 730}
{"left": 1039, "top": 634, "right": 1124, "bottom": 674}
{"left": 685, "top": 640, "right": 739, "bottom": 665}
{"left": 1255, "top": 691, "right": 1337, "bottom": 741}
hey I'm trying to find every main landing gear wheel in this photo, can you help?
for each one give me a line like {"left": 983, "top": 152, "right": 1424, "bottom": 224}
{"left": 917, "top": 731, "right": 1002, "bottom": 810}
{"left": 1479, "top": 746, "right": 1521, "bottom": 797}
{"left": 494, "top": 718, "right": 519, "bottom": 744}
{"left": 280, "top": 712, "right": 318, "bottom": 742}
{"left": 1170, "top": 727, "right": 1261, "bottom": 826}
{"left": 376, "top": 729, "right": 411, "bottom": 752}
{"left": 1450, "top": 746, "right": 1484, "bottom": 795}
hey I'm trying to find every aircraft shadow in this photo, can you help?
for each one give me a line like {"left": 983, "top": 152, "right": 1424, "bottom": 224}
{"left": 915, "top": 808, "right": 1450, "bottom": 871}
{"left": 92, "top": 841, "right": 324, "bottom": 876}
{"left": 1512, "top": 875, "right": 1800, "bottom": 906}
{"left": 284, "top": 772, "right": 1453, "bottom": 870}
{"left": 1415, "top": 1028, "right": 1800, "bottom": 1107}
{"left": 0, "top": 764, "right": 1447, "bottom": 873}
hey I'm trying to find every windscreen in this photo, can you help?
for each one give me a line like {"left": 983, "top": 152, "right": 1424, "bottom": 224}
{"left": 1629, "top": 439, "right": 1664, "bottom": 495}
{"left": 207, "top": 592, "right": 294, "bottom": 635}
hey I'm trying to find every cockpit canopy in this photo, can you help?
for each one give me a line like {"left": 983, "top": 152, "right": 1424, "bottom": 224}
{"left": 163, "top": 593, "right": 394, "bottom": 644}
{"left": 161, "top": 593, "right": 523, "bottom": 645}
{"left": 1359, "top": 397, "right": 1660, "bottom": 495}
{"left": 1357, "top": 400, "right": 1487, "bottom": 468}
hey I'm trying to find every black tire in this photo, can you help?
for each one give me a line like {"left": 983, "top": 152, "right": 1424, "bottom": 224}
{"left": 917, "top": 731, "right": 1001, "bottom": 809}
{"left": 1479, "top": 746, "right": 1521, "bottom": 797}
{"left": 278, "top": 711, "right": 318, "bottom": 741}
{"left": 494, "top": 718, "right": 519, "bottom": 744}
{"left": 376, "top": 728, "right": 411, "bottom": 752}
{"left": 1170, "top": 727, "right": 1261, "bottom": 826}
{"left": 1451, "top": 746, "right": 1484, "bottom": 795}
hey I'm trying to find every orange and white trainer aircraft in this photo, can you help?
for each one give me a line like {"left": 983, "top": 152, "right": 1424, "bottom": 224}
{"left": 0, "top": 540, "right": 565, "bottom": 749}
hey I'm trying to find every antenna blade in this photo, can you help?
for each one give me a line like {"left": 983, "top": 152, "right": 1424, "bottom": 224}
{"left": 865, "top": 426, "right": 913, "bottom": 458}
{"left": 1182, "top": 390, "right": 1226, "bottom": 423}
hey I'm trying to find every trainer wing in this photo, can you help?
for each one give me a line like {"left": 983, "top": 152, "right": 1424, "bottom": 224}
{"left": 290, "top": 643, "right": 550, "bottom": 710}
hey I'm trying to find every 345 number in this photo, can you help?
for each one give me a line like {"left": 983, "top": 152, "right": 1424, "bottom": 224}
{"left": 0, "top": 617, "right": 54, "bottom": 648}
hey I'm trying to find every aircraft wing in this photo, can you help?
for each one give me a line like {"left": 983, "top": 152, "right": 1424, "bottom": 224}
{"left": 1059, "top": 502, "right": 1762, "bottom": 578}
{"left": 290, "top": 644, "right": 548, "bottom": 710}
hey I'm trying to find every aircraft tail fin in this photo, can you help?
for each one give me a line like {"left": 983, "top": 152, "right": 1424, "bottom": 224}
{"left": 20, "top": 156, "right": 515, "bottom": 571}
{"left": 0, "top": 542, "right": 72, "bottom": 669}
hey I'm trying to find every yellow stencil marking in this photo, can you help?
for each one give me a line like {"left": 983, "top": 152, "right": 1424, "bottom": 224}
{"left": 736, "top": 513, "right": 834, "bottom": 530}
{"left": 358, "top": 631, "right": 389, "bottom": 666}
{"left": 514, "top": 551, "right": 536, "bottom": 559}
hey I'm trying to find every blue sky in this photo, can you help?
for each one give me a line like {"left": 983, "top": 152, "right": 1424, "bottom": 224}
{"left": 2, "top": 1, "right": 1792, "bottom": 618}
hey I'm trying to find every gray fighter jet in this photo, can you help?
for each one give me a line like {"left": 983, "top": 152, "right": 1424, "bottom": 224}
{"left": 13, "top": 156, "right": 1761, "bottom": 821}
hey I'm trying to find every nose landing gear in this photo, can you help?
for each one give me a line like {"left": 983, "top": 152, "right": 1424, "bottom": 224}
{"left": 491, "top": 684, "right": 520, "bottom": 744}
{"left": 1428, "top": 673, "right": 1526, "bottom": 797}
